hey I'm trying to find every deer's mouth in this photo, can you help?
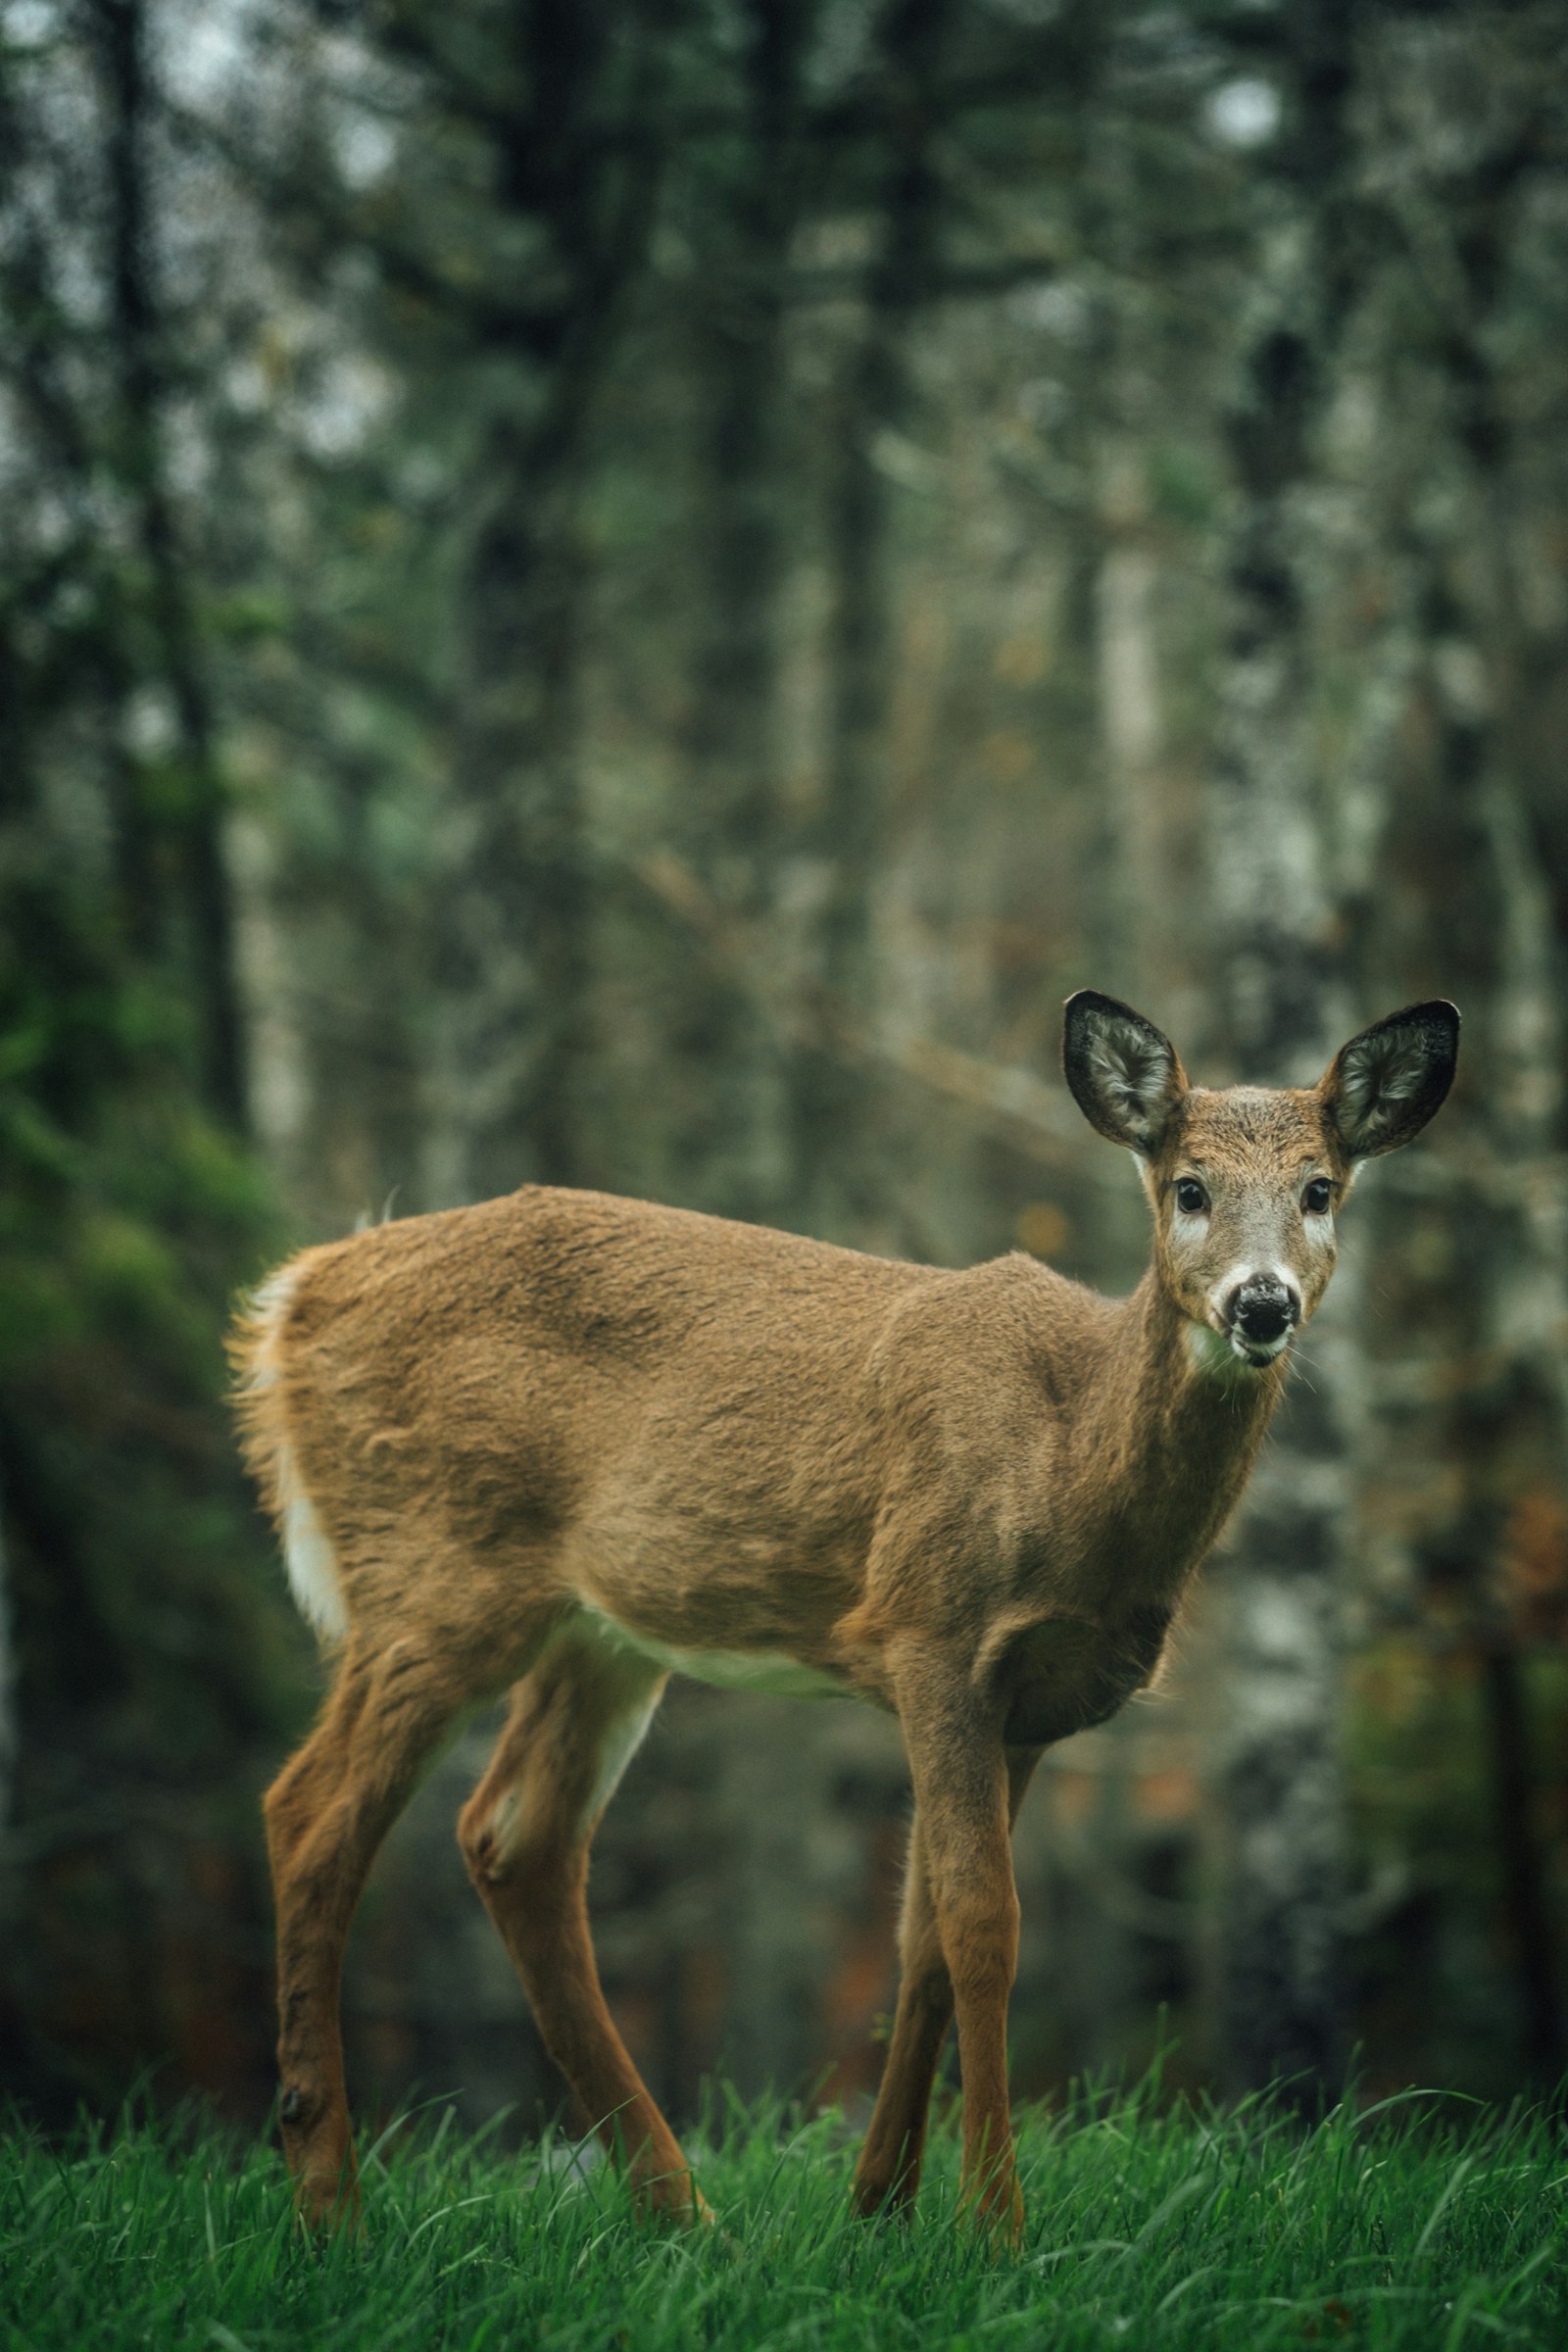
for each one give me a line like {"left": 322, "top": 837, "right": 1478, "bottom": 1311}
{"left": 1228, "top": 1327, "right": 1293, "bottom": 1368}
{"left": 1196, "top": 1315, "right": 1293, "bottom": 1370}
{"left": 1186, "top": 1318, "right": 1288, "bottom": 1380}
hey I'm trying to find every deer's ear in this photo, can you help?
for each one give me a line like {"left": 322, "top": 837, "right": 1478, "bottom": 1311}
{"left": 1318, "top": 1001, "right": 1459, "bottom": 1159}
{"left": 1062, "top": 991, "right": 1187, "bottom": 1155}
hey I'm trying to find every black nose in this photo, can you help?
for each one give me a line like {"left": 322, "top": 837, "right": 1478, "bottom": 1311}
{"left": 1229, "top": 1277, "right": 1299, "bottom": 1345}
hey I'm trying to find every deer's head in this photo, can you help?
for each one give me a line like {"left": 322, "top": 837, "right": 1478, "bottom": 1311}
{"left": 1062, "top": 991, "right": 1459, "bottom": 1373}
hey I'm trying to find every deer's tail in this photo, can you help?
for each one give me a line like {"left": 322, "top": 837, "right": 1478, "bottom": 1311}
{"left": 229, "top": 1255, "right": 349, "bottom": 1646}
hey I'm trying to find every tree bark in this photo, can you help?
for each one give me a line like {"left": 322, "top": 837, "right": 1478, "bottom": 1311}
{"left": 1397, "top": 106, "right": 1566, "bottom": 2079}
{"left": 96, "top": 0, "right": 248, "bottom": 1127}
{"left": 425, "top": 1, "right": 663, "bottom": 1205}
{"left": 791, "top": 0, "right": 951, "bottom": 1239}
{"left": 1205, "top": 0, "right": 1361, "bottom": 2100}
{"left": 430, "top": 424, "right": 595, "bottom": 1204}
{"left": 668, "top": 0, "right": 815, "bottom": 1223}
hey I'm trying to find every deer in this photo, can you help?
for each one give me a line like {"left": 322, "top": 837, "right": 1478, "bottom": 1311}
{"left": 232, "top": 989, "right": 1458, "bottom": 2242}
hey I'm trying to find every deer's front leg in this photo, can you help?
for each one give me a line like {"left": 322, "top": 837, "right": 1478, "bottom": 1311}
{"left": 854, "top": 1745, "right": 1039, "bottom": 2221}
{"left": 891, "top": 1663, "right": 1024, "bottom": 2241}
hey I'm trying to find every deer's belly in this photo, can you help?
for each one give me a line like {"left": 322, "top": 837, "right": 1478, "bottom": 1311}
{"left": 581, "top": 1604, "right": 850, "bottom": 1701}
{"left": 999, "top": 1608, "right": 1173, "bottom": 1746}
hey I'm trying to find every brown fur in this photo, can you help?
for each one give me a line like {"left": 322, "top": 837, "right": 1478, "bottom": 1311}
{"left": 233, "top": 993, "right": 1456, "bottom": 2238}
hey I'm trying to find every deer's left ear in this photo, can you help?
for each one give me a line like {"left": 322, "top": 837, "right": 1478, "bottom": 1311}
{"left": 1062, "top": 990, "right": 1188, "bottom": 1155}
{"left": 1318, "top": 1001, "right": 1460, "bottom": 1159}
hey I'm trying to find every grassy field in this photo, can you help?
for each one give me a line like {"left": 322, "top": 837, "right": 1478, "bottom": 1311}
{"left": 3, "top": 2079, "right": 1564, "bottom": 2351}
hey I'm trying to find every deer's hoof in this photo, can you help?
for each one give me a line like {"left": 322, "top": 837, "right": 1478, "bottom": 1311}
{"left": 294, "top": 2172, "right": 362, "bottom": 2237}
{"left": 851, "top": 2175, "right": 918, "bottom": 2223}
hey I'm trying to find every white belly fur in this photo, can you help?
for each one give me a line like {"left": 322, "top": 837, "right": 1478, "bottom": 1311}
{"left": 580, "top": 1603, "right": 848, "bottom": 1701}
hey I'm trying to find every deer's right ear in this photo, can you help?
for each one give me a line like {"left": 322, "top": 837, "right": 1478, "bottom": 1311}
{"left": 1062, "top": 991, "right": 1187, "bottom": 1156}
{"left": 1318, "top": 1000, "right": 1460, "bottom": 1159}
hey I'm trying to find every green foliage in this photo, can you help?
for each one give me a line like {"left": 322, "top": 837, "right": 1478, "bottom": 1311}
{"left": 3, "top": 2084, "right": 1565, "bottom": 2351}
{"left": 0, "top": 885, "right": 296, "bottom": 1760}
{"left": 0, "top": 831, "right": 308, "bottom": 2114}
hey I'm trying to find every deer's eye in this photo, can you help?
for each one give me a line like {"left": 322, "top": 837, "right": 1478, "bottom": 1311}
{"left": 1302, "top": 1178, "right": 1333, "bottom": 1215}
{"left": 1174, "top": 1178, "right": 1209, "bottom": 1216}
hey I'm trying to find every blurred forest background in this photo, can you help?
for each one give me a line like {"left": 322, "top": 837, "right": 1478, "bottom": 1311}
{"left": 3, "top": 0, "right": 1568, "bottom": 2144}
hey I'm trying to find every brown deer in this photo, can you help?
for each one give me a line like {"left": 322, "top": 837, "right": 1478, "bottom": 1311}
{"left": 233, "top": 990, "right": 1458, "bottom": 2239}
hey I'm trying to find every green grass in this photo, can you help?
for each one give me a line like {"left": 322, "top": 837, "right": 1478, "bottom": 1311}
{"left": 3, "top": 2080, "right": 1564, "bottom": 2351}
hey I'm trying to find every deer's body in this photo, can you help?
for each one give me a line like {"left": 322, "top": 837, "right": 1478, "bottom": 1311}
{"left": 237, "top": 994, "right": 1457, "bottom": 2241}
{"left": 247, "top": 1189, "right": 1267, "bottom": 1722}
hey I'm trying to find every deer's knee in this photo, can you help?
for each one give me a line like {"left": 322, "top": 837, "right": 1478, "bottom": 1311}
{"left": 458, "top": 1788, "right": 519, "bottom": 1886}
{"left": 459, "top": 1784, "right": 575, "bottom": 1899}
{"left": 940, "top": 1889, "right": 1020, "bottom": 2000}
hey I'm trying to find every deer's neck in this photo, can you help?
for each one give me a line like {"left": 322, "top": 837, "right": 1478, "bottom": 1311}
{"left": 1067, "top": 1269, "right": 1283, "bottom": 1603}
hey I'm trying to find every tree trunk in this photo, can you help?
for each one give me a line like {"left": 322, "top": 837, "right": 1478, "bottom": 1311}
{"left": 429, "top": 435, "right": 594, "bottom": 1204}
{"left": 1399, "top": 121, "right": 1567, "bottom": 2074}
{"left": 668, "top": 0, "right": 814, "bottom": 1223}
{"left": 1205, "top": 0, "right": 1360, "bottom": 2100}
{"left": 425, "top": 1, "right": 662, "bottom": 1206}
{"left": 96, "top": 0, "right": 247, "bottom": 1128}
{"left": 791, "top": 0, "right": 951, "bottom": 1240}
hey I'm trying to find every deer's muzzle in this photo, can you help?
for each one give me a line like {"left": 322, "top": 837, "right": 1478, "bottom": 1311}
{"left": 1223, "top": 1274, "right": 1299, "bottom": 1363}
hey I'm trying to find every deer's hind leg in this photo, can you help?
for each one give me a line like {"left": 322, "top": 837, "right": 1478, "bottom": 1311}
{"left": 264, "top": 1634, "right": 493, "bottom": 2228}
{"left": 458, "top": 1623, "right": 699, "bottom": 2219}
